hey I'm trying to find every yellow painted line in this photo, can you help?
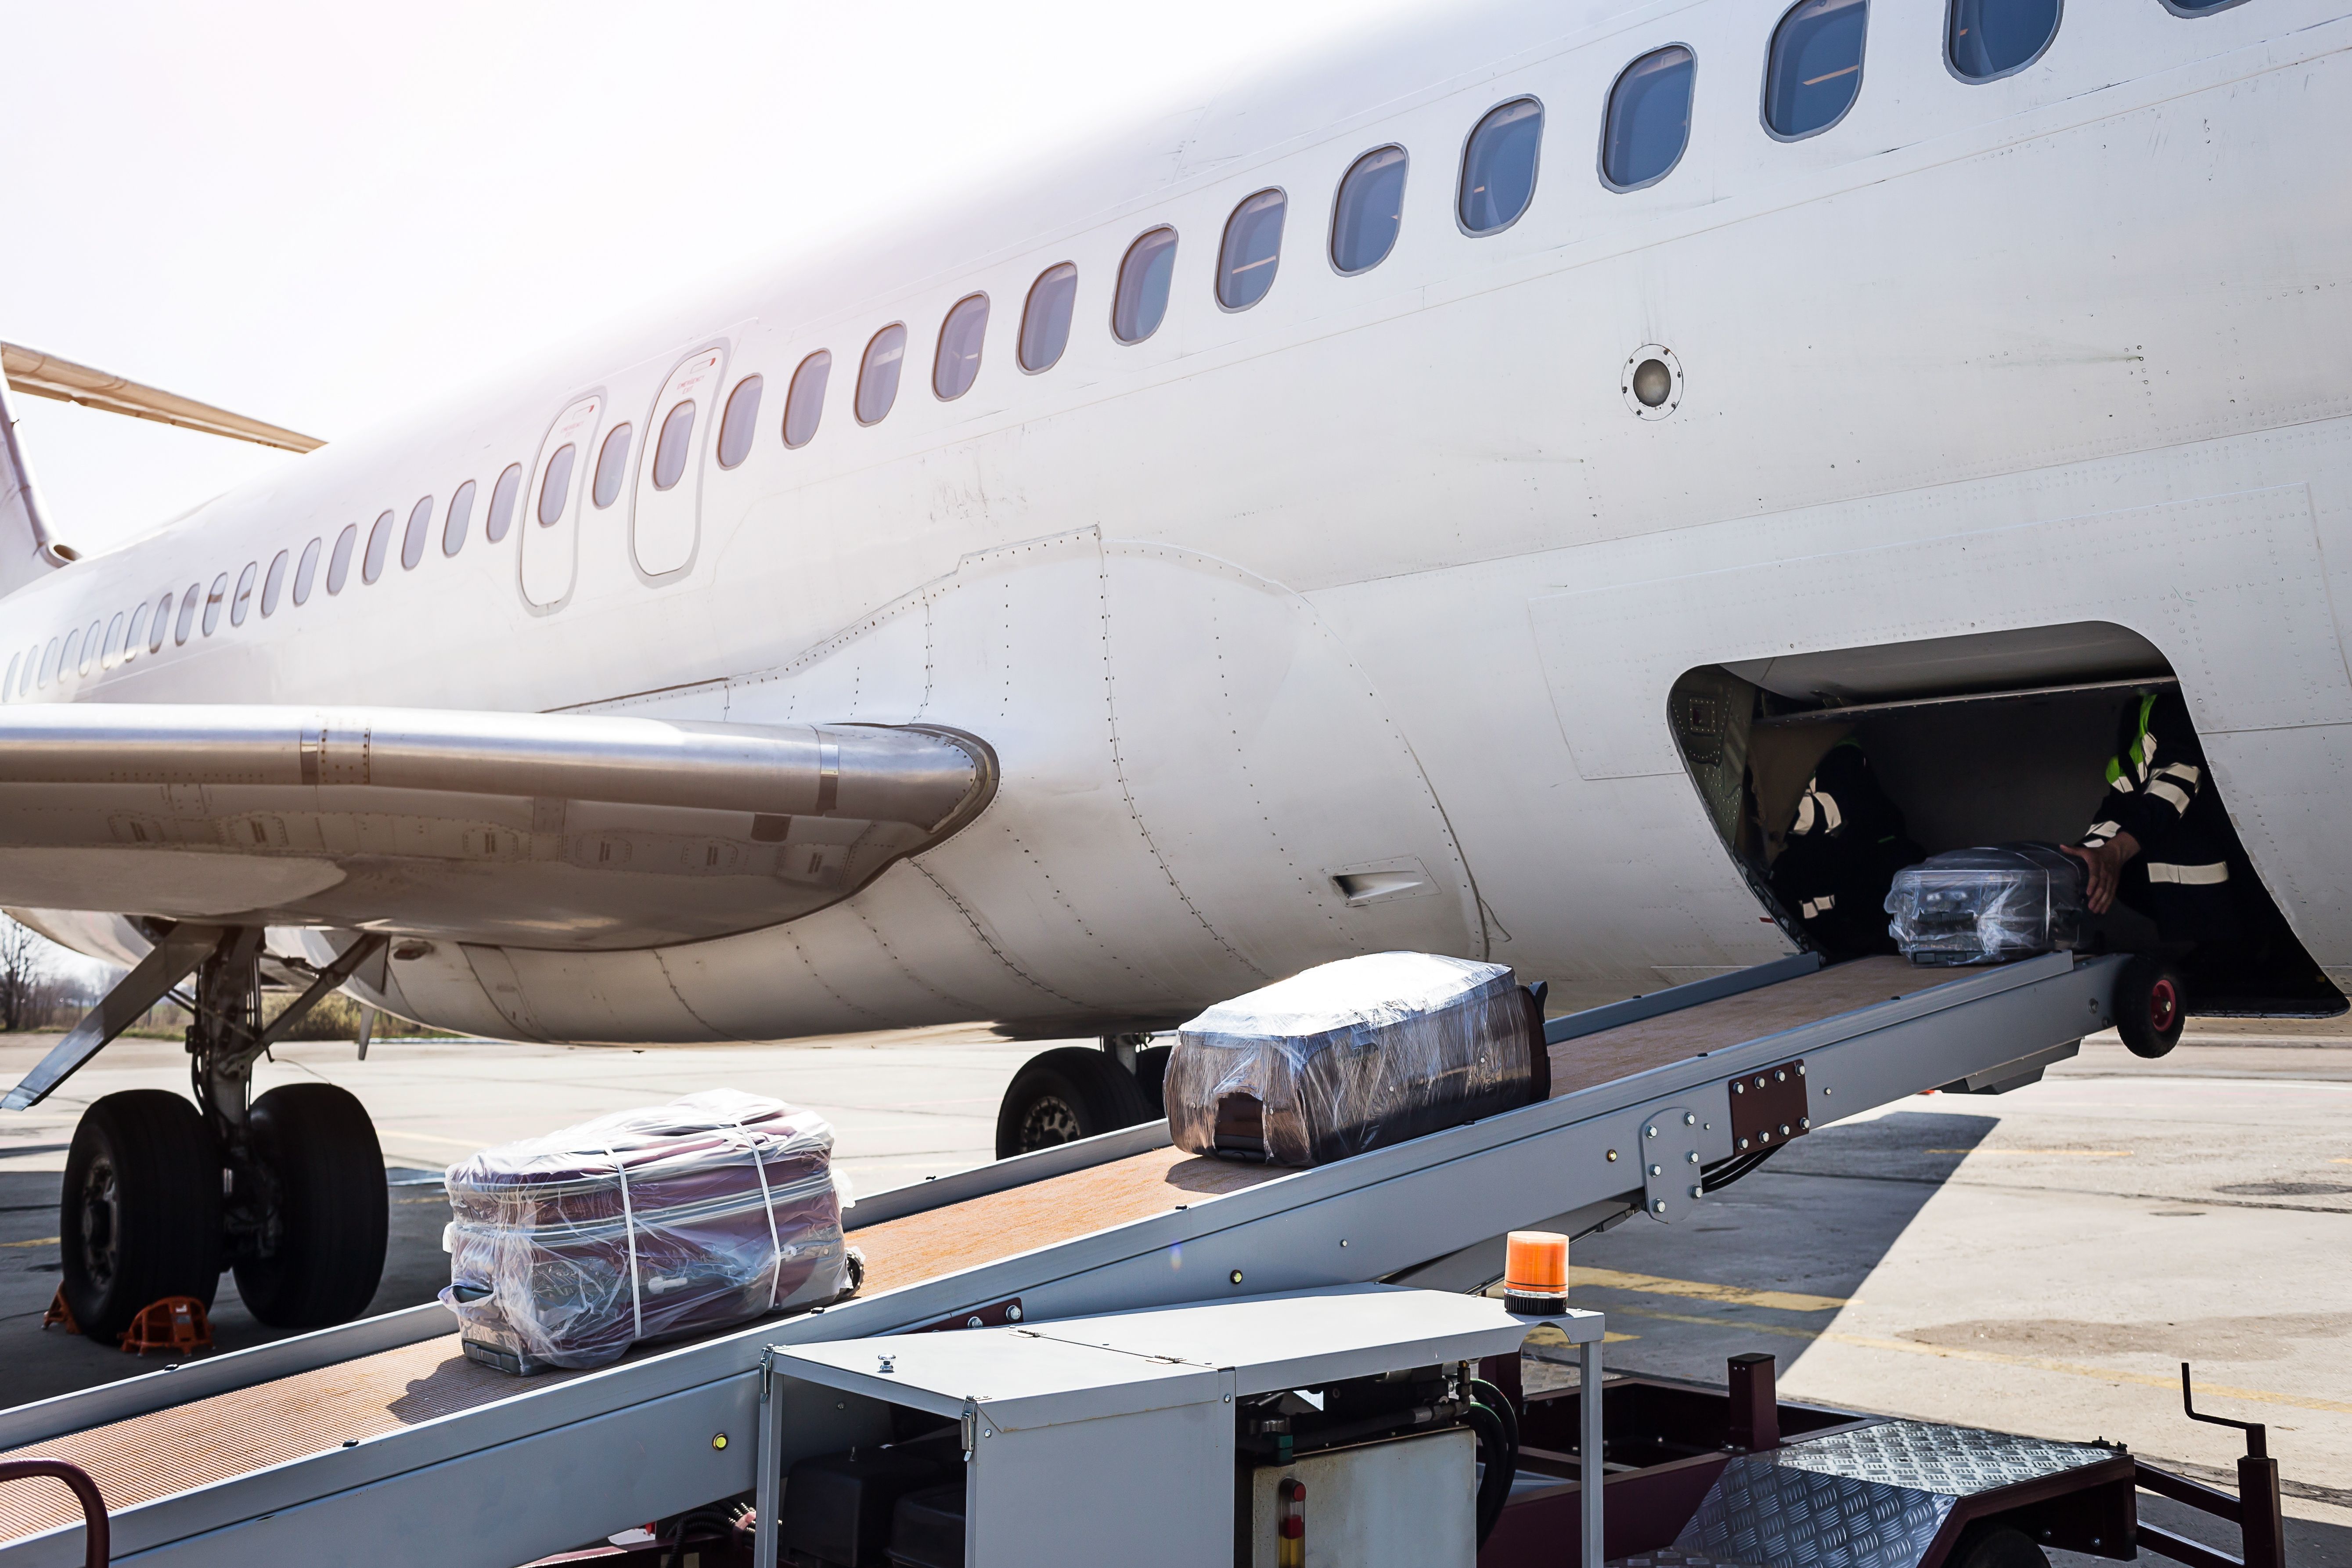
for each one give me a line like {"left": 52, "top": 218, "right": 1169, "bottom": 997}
{"left": 1603, "top": 1305, "right": 2352, "bottom": 1417}
{"left": 1928, "top": 1149, "right": 2133, "bottom": 1157}
{"left": 1572, "top": 1266, "right": 1847, "bottom": 1314}
{"left": 1, "top": 1236, "right": 58, "bottom": 1248}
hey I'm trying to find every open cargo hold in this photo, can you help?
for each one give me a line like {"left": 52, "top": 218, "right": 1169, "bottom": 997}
{"left": 1668, "top": 623, "right": 2342, "bottom": 1014}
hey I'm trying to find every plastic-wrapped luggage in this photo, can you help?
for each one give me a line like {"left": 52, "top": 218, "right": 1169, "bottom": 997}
{"left": 1165, "top": 952, "right": 1549, "bottom": 1168}
{"left": 1885, "top": 843, "right": 2088, "bottom": 966}
{"left": 441, "top": 1089, "right": 854, "bottom": 1373}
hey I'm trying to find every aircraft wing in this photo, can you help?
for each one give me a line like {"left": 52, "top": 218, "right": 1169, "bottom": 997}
{"left": 0, "top": 705, "right": 994, "bottom": 949}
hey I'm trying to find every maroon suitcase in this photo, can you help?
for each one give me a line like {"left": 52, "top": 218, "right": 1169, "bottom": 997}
{"left": 441, "top": 1089, "right": 853, "bottom": 1373}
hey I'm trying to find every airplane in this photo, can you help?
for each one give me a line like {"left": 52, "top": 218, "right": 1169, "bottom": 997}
{"left": 3, "top": 0, "right": 2346, "bottom": 1346}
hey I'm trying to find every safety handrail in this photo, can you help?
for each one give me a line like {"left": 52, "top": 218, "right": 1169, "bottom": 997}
{"left": 0, "top": 1460, "right": 108, "bottom": 1568}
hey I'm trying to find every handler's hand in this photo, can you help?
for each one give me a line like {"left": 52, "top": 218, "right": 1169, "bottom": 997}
{"left": 2060, "top": 834, "right": 2138, "bottom": 915}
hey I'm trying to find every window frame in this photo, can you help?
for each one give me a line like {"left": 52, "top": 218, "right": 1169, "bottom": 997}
{"left": 783, "top": 352, "right": 832, "bottom": 449}
{"left": 231, "top": 562, "right": 258, "bottom": 626}
{"left": 933, "top": 293, "right": 991, "bottom": 401}
{"left": 1760, "top": 0, "right": 1869, "bottom": 143}
{"left": 854, "top": 324, "right": 908, "bottom": 427}
{"left": 1110, "top": 226, "right": 1181, "bottom": 345}
{"left": 1598, "top": 45, "right": 1699, "bottom": 194}
{"left": 262, "top": 550, "right": 289, "bottom": 615}
{"left": 1455, "top": 96, "right": 1547, "bottom": 239}
{"left": 717, "top": 375, "right": 764, "bottom": 468}
{"left": 1214, "top": 188, "right": 1289, "bottom": 314}
{"left": 401, "top": 495, "right": 435, "bottom": 570}
{"left": 1018, "top": 263, "right": 1079, "bottom": 374}
{"left": 362, "top": 511, "right": 395, "bottom": 584}
{"left": 443, "top": 480, "right": 476, "bottom": 557}
{"left": 485, "top": 465, "right": 523, "bottom": 543}
{"left": 591, "top": 424, "right": 633, "bottom": 508}
{"left": 1328, "top": 144, "right": 1409, "bottom": 277}
{"left": 1944, "top": 0, "right": 2062, "bottom": 84}
{"left": 2157, "top": 0, "right": 2251, "bottom": 14}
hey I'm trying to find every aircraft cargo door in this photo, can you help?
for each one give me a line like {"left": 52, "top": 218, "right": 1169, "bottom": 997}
{"left": 632, "top": 346, "right": 725, "bottom": 578}
{"left": 521, "top": 394, "right": 603, "bottom": 609}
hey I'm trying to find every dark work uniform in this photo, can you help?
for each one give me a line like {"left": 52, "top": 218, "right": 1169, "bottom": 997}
{"left": 1770, "top": 738, "right": 1923, "bottom": 961}
{"left": 2078, "top": 690, "right": 2238, "bottom": 945}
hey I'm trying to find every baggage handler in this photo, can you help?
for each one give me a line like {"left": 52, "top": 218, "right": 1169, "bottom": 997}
{"left": 2059, "top": 690, "right": 2240, "bottom": 944}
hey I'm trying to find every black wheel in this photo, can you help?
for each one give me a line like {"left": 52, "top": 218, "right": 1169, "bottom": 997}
{"left": 1132, "top": 1045, "right": 1172, "bottom": 1118}
{"left": 233, "top": 1083, "right": 388, "bottom": 1328}
{"left": 61, "top": 1090, "right": 222, "bottom": 1343}
{"left": 994, "top": 1047, "right": 1154, "bottom": 1158}
{"left": 2115, "top": 954, "right": 2187, "bottom": 1059}
{"left": 1948, "top": 1523, "right": 2049, "bottom": 1568}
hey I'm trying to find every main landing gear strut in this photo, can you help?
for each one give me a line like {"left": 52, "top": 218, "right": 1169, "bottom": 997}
{"left": 14, "top": 925, "right": 393, "bottom": 1341}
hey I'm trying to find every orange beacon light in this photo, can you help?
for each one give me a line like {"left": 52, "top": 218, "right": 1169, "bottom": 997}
{"left": 1503, "top": 1230, "right": 1569, "bottom": 1316}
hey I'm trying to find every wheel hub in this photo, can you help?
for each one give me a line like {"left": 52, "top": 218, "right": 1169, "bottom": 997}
{"left": 78, "top": 1156, "right": 120, "bottom": 1290}
{"left": 1017, "top": 1094, "right": 1083, "bottom": 1152}
{"left": 2148, "top": 977, "right": 2179, "bottom": 1033}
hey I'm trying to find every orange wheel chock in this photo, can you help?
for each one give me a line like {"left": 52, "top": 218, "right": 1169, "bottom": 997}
{"left": 118, "top": 1296, "right": 214, "bottom": 1357}
{"left": 41, "top": 1287, "right": 79, "bottom": 1335}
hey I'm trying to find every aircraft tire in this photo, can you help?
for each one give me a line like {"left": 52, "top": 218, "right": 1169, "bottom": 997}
{"left": 994, "top": 1047, "right": 1154, "bottom": 1159}
{"left": 2114, "top": 954, "right": 2186, "bottom": 1060}
{"left": 1131, "top": 1045, "right": 1172, "bottom": 1117}
{"left": 1947, "top": 1525, "right": 2049, "bottom": 1568}
{"left": 61, "top": 1090, "right": 222, "bottom": 1343}
{"left": 234, "top": 1083, "right": 388, "bottom": 1328}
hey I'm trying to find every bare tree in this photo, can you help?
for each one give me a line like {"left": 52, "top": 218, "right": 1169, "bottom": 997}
{"left": 0, "top": 916, "right": 44, "bottom": 1032}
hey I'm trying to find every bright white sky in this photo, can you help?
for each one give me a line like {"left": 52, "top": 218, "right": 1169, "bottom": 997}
{"left": 2, "top": 0, "right": 1403, "bottom": 558}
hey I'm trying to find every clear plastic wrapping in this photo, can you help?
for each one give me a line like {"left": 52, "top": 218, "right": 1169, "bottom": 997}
{"left": 1164, "top": 952, "right": 1545, "bottom": 1167}
{"left": 1885, "top": 843, "right": 2087, "bottom": 966}
{"left": 440, "top": 1089, "right": 851, "bottom": 1373}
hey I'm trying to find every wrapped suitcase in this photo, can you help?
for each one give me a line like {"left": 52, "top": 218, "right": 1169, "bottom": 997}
{"left": 1885, "top": 842, "right": 2088, "bottom": 966}
{"left": 1165, "top": 952, "right": 1548, "bottom": 1168}
{"left": 441, "top": 1089, "right": 854, "bottom": 1373}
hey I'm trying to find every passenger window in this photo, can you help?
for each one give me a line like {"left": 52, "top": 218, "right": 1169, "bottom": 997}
{"left": 1331, "top": 147, "right": 1408, "bottom": 274}
{"left": 538, "top": 446, "right": 577, "bottom": 525}
{"left": 653, "top": 400, "right": 697, "bottom": 489}
{"left": 1217, "top": 191, "right": 1287, "bottom": 310}
{"left": 401, "top": 496, "right": 434, "bottom": 570}
{"left": 15, "top": 644, "right": 33, "bottom": 693}
{"left": 38, "top": 636, "right": 59, "bottom": 686}
{"left": 231, "top": 562, "right": 257, "bottom": 625}
{"left": 363, "top": 512, "right": 394, "bottom": 583}
{"left": 62, "top": 627, "right": 82, "bottom": 677}
{"left": 784, "top": 353, "right": 831, "bottom": 447}
{"left": 202, "top": 574, "right": 229, "bottom": 635}
{"left": 486, "top": 464, "right": 522, "bottom": 542}
{"left": 856, "top": 325, "right": 907, "bottom": 425}
{"left": 295, "top": 538, "right": 323, "bottom": 604}
{"left": 934, "top": 294, "right": 990, "bottom": 400}
{"left": 1113, "top": 227, "right": 1178, "bottom": 343}
{"left": 1019, "top": 265, "right": 1077, "bottom": 372}
{"left": 717, "top": 376, "right": 763, "bottom": 468}
{"left": 593, "top": 425, "right": 632, "bottom": 507}
{"left": 328, "top": 523, "right": 359, "bottom": 594}
{"left": 444, "top": 480, "right": 475, "bottom": 556}
{"left": 80, "top": 621, "right": 99, "bottom": 674}
{"left": 3, "top": 653, "right": 15, "bottom": 699}
{"left": 1766, "top": 0, "right": 1867, "bottom": 137}
{"left": 262, "top": 551, "right": 289, "bottom": 615}
{"left": 174, "top": 584, "right": 200, "bottom": 644}
{"left": 146, "top": 594, "right": 169, "bottom": 652}
{"left": 99, "top": 613, "right": 123, "bottom": 669}
{"left": 1603, "top": 48, "right": 1696, "bottom": 190}
{"left": 1459, "top": 98, "right": 1543, "bottom": 234}
{"left": 1948, "top": 0, "right": 2059, "bottom": 80}
{"left": 128, "top": 600, "right": 152, "bottom": 657}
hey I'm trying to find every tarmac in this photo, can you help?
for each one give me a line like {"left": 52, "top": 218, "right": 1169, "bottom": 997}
{"left": 1, "top": 1018, "right": 2346, "bottom": 1565}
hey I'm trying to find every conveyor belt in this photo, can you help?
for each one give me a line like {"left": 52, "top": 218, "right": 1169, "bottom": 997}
{"left": 0, "top": 949, "right": 2123, "bottom": 1568}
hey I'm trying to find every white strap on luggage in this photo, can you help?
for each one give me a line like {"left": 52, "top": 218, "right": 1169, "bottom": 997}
{"left": 602, "top": 1144, "right": 645, "bottom": 1341}
{"left": 719, "top": 1113, "right": 786, "bottom": 1310}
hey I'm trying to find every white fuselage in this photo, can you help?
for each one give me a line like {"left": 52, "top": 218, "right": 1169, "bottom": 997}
{"left": 7, "top": 0, "right": 2351, "bottom": 1041}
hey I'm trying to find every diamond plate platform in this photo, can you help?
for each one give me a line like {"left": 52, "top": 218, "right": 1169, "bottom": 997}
{"left": 1674, "top": 1422, "right": 2119, "bottom": 1568}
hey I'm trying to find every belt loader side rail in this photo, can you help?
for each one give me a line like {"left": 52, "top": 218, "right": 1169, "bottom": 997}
{"left": 0, "top": 951, "right": 2123, "bottom": 1568}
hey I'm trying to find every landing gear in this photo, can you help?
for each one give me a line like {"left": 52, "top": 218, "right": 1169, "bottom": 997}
{"left": 2115, "top": 953, "right": 2187, "bottom": 1059}
{"left": 994, "top": 1038, "right": 1163, "bottom": 1158}
{"left": 60, "top": 1090, "right": 221, "bottom": 1342}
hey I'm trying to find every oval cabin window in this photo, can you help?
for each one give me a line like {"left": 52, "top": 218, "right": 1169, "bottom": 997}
{"left": 784, "top": 352, "right": 830, "bottom": 448}
{"left": 1217, "top": 190, "right": 1286, "bottom": 310}
{"left": 1459, "top": 98, "right": 1542, "bottom": 233}
{"left": 934, "top": 294, "right": 989, "bottom": 400}
{"left": 328, "top": 524, "right": 359, "bottom": 594}
{"left": 856, "top": 325, "right": 907, "bottom": 425}
{"left": 202, "top": 573, "right": 229, "bottom": 635}
{"left": 486, "top": 464, "right": 523, "bottom": 542}
{"left": 1766, "top": 0, "right": 1867, "bottom": 137}
{"left": 401, "top": 496, "right": 434, "bottom": 570}
{"left": 1603, "top": 47, "right": 1696, "bottom": 191}
{"left": 231, "top": 562, "right": 257, "bottom": 625}
{"left": 653, "top": 400, "right": 696, "bottom": 489}
{"left": 363, "top": 512, "right": 395, "bottom": 583}
{"left": 262, "top": 550, "right": 289, "bottom": 615}
{"left": 592, "top": 425, "right": 632, "bottom": 507}
{"left": 1330, "top": 146, "right": 1407, "bottom": 274}
{"left": 1948, "top": 0, "right": 2060, "bottom": 80}
{"left": 1113, "top": 227, "right": 1178, "bottom": 344}
{"left": 1019, "top": 264, "right": 1077, "bottom": 372}
{"left": 717, "top": 376, "right": 762, "bottom": 468}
